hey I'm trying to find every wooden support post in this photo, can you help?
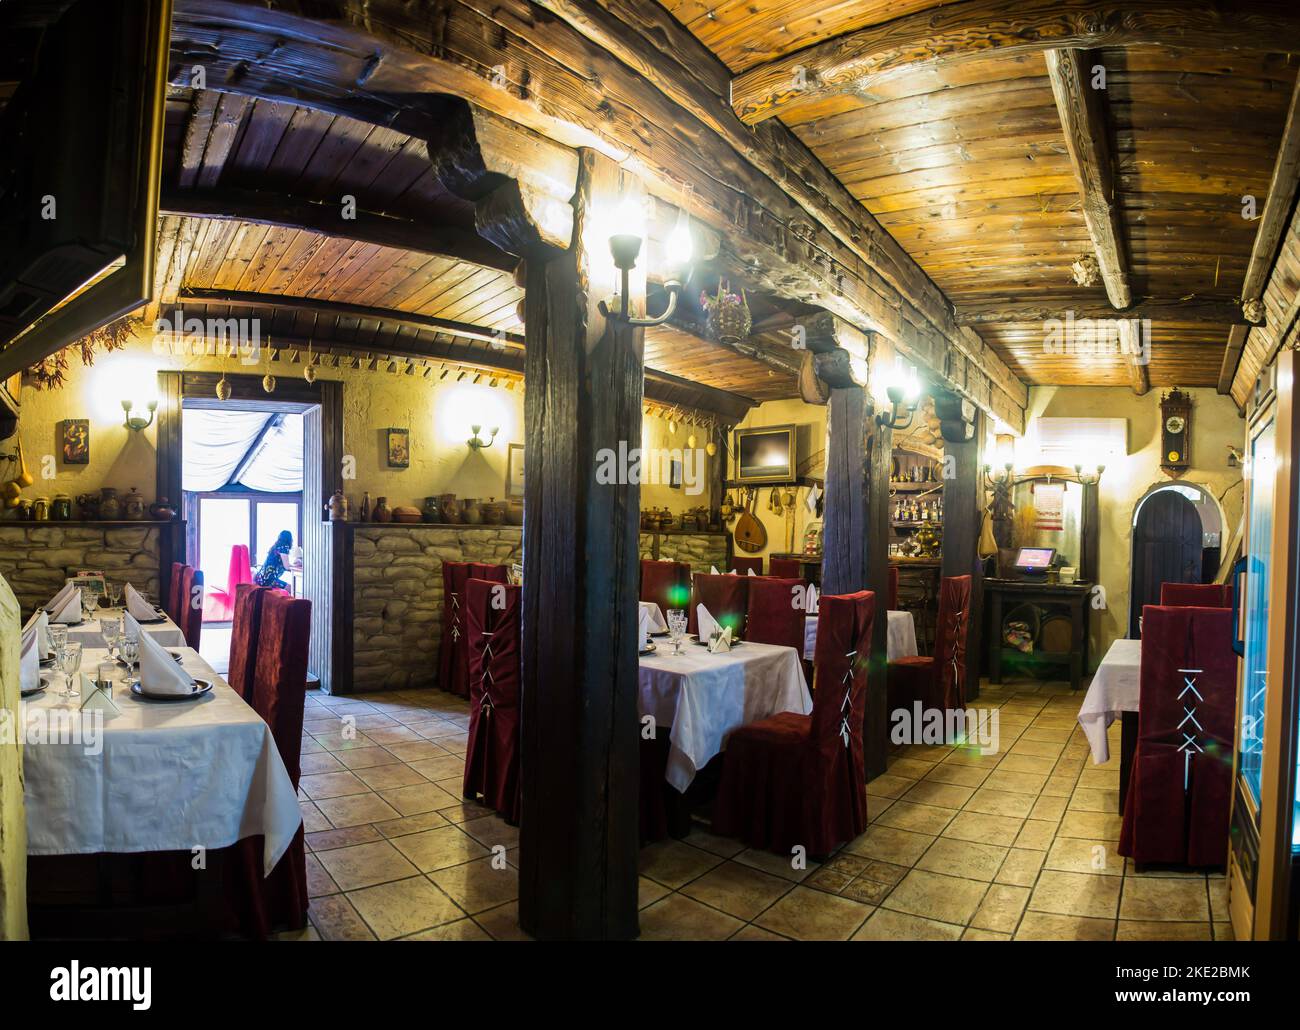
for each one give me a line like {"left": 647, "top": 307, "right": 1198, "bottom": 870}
{"left": 517, "top": 150, "right": 642, "bottom": 940}
{"left": 940, "top": 407, "right": 985, "bottom": 703}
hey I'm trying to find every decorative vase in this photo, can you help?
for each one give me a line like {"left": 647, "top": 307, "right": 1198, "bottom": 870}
{"left": 327, "top": 489, "right": 348, "bottom": 521}
{"left": 360, "top": 491, "right": 371, "bottom": 522}
{"left": 422, "top": 497, "right": 440, "bottom": 523}
{"left": 150, "top": 497, "right": 176, "bottom": 520}
{"left": 124, "top": 487, "right": 147, "bottom": 520}
{"left": 461, "top": 499, "right": 482, "bottom": 525}
{"left": 76, "top": 493, "right": 99, "bottom": 520}
{"left": 99, "top": 487, "right": 121, "bottom": 521}
{"left": 482, "top": 498, "right": 504, "bottom": 525}
{"left": 505, "top": 500, "right": 523, "bottom": 526}
{"left": 373, "top": 497, "right": 392, "bottom": 523}
{"left": 440, "top": 495, "right": 461, "bottom": 524}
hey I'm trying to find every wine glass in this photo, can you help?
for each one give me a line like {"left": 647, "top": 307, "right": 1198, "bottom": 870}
{"left": 56, "top": 641, "right": 82, "bottom": 701}
{"left": 104, "top": 581, "right": 121, "bottom": 608}
{"left": 667, "top": 609, "right": 687, "bottom": 655}
{"left": 48, "top": 624, "right": 68, "bottom": 660}
{"left": 80, "top": 588, "right": 98, "bottom": 624}
{"left": 102, "top": 617, "right": 122, "bottom": 661}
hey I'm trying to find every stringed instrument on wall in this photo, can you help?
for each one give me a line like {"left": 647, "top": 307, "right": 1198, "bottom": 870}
{"left": 733, "top": 486, "right": 767, "bottom": 553}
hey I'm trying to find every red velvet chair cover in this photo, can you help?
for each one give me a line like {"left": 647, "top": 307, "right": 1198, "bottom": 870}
{"left": 438, "top": 561, "right": 474, "bottom": 697}
{"left": 462, "top": 577, "right": 522, "bottom": 823}
{"left": 731, "top": 557, "right": 764, "bottom": 576}
{"left": 1119, "top": 605, "right": 1236, "bottom": 867}
{"left": 1160, "top": 582, "right": 1231, "bottom": 608}
{"left": 686, "top": 573, "right": 750, "bottom": 637}
{"left": 712, "top": 591, "right": 876, "bottom": 855}
{"left": 640, "top": 559, "right": 691, "bottom": 614}
{"left": 744, "top": 577, "right": 806, "bottom": 651}
{"left": 888, "top": 566, "right": 899, "bottom": 611}
{"left": 228, "top": 584, "right": 268, "bottom": 701}
{"left": 167, "top": 561, "right": 184, "bottom": 623}
{"left": 887, "top": 574, "right": 972, "bottom": 711}
{"left": 204, "top": 544, "right": 253, "bottom": 622}
{"left": 769, "top": 557, "right": 802, "bottom": 579}
{"left": 177, "top": 566, "right": 203, "bottom": 650}
{"left": 233, "top": 591, "right": 312, "bottom": 937}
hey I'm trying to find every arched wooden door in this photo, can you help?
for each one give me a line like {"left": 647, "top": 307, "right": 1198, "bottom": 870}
{"left": 1129, "top": 489, "right": 1203, "bottom": 637}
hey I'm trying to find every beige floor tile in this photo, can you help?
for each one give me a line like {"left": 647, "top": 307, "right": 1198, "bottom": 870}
{"left": 943, "top": 749, "right": 1002, "bottom": 769}
{"left": 300, "top": 800, "right": 331, "bottom": 832}
{"left": 922, "top": 763, "right": 990, "bottom": 788}
{"left": 308, "top": 893, "right": 377, "bottom": 941}
{"left": 305, "top": 853, "right": 339, "bottom": 898}
{"left": 389, "top": 825, "right": 490, "bottom": 871}
{"left": 639, "top": 876, "right": 671, "bottom": 909}
{"left": 1014, "top": 819, "right": 1059, "bottom": 851}
{"left": 639, "top": 840, "right": 724, "bottom": 888}
{"left": 887, "top": 757, "right": 939, "bottom": 779}
{"left": 1077, "top": 768, "right": 1120, "bottom": 791}
{"left": 347, "top": 876, "right": 464, "bottom": 940}
{"left": 865, "top": 773, "right": 916, "bottom": 799}
{"left": 300, "top": 752, "right": 345, "bottom": 775}
{"left": 680, "top": 861, "right": 793, "bottom": 920}
{"left": 962, "top": 927, "right": 1011, "bottom": 940}
{"left": 844, "top": 824, "right": 935, "bottom": 865}
{"left": 1120, "top": 876, "right": 1211, "bottom": 922}
{"left": 970, "top": 884, "right": 1030, "bottom": 933}
{"left": 1008, "top": 738, "right": 1064, "bottom": 759}
{"left": 995, "top": 847, "right": 1045, "bottom": 887}
{"left": 853, "top": 908, "right": 962, "bottom": 941}
{"left": 333, "top": 746, "right": 405, "bottom": 770}
{"left": 638, "top": 893, "right": 744, "bottom": 941}
{"left": 475, "top": 901, "right": 532, "bottom": 941}
{"left": 680, "top": 828, "right": 747, "bottom": 859}
{"left": 314, "top": 792, "right": 402, "bottom": 828}
{"left": 1209, "top": 877, "right": 1230, "bottom": 922}
{"left": 361, "top": 724, "right": 423, "bottom": 745}
{"left": 733, "top": 847, "right": 817, "bottom": 882}
{"left": 1029, "top": 795, "right": 1069, "bottom": 822}
{"left": 1044, "top": 836, "right": 1121, "bottom": 876}
{"left": 403, "top": 918, "right": 493, "bottom": 941}
{"left": 964, "top": 788, "right": 1034, "bottom": 819}
{"left": 982, "top": 769, "right": 1049, "bottom": 795}
{"left": 1068, "top": 786, "right": 1120, "bottom": 814}
{"left": 1116, "top": 920, "right": 1212, "bottom": 941}
{"left": 996, "top": 753, "right": 1057, "bottom": 775}
{"left": 310, "top": 730, "right": 376, "bottom": 752}
{"left": 384, "top": 740, "right": 454, "bottom": 763}
{"left": 729, "top": 924, "right": 789, "bottom": 941}
{"left": 806, "top": 866, "right": 854, "bottom": 893}
{"left": 316, "top": 839, "right": 421, "bottom": 891}
{"left": 755, "top": 885, "right": 872, "bottom": 940}
{"left": 900, "top": 779, "right": 976, "bottom": 810}
{"left": 373, "top": 810, "right": 453, "bottom": 838}
{"left": 429, "top": 857, "right": 519, "bottom": 914}
{"left": 306, "top": 824, "right": 384, "bottom": 852}
{"left": 1058, "top": 810, "right": 1123, "bottom": 841}
{"left": 883, "top": 868, "right": 989, "bottom": 924}
{"left": 352, "top": 762, "right": 429, "bottom": 791}
{"left": 1029, "top": 869, "right": 1122, "bottom": 919}
{"left": 942, "top": 811, "right": 1023, "bottom": 847}
{"left": 876, "top": 800, "right": 956, "bottom": 835}
{"left": 1213, "top": 921, "right": 1234, "bottom": 941}
{"left": 1015, "top": 911, "right": 1115, "bottom": 941}
{"left": 841, "top": 877, "right": 893, "bottom": 905}
{"left": 407, "top": 755, "right": 468, "bottom": 782}
{"left": 459, "top": 814, "right": 521, "bottom": 849}
{"left": 916, "top": 836, "right": 1008, "bottom": 882}
{"left": 379, "top": 781, "right": 462, "bottom": 817}
{"left": 866, "top": 795, "right": 895, "bottom": 821}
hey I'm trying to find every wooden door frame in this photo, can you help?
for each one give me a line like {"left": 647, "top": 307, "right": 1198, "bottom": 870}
{"left": 1127, "top": 484, "right": 1208, "bottom": 637}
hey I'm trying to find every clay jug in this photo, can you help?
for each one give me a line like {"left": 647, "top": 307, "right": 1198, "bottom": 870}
{"left": 462, "top": 498, "right": 482, "bottom": 525}
{"left": 373, "top": 497, "right": 392, "bottom": 523}
{"left": 99, "top": 487, "right": 121, "bottom": 521}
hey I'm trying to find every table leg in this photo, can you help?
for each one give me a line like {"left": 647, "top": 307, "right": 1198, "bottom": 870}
{"left": 1118, "top": 710, "right": 1139, "bottom": 813}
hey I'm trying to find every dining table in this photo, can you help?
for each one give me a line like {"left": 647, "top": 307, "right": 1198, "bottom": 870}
{"left": 803, "top": 609, "right": 918, "bottom": 661}
{"left": 65, "top": 604, "right": 187, "bottom": 650}
{"left": 1075, "top": 637, "right": 1142, "bottom": 809}
{"left": 638, "top": 637, "right": 809, "bottom": 792}
{"left": 21, "top": 643, "right": 301, "bottom": 876}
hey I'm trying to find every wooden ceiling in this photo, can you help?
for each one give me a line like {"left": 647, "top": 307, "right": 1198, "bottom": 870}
{"left": 663, "top": 1, "right": 1299, "bottom": 390}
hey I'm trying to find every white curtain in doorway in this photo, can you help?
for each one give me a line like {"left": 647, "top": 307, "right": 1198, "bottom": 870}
{"left": 181, "top": 409, "right": 303, "bottom": 492}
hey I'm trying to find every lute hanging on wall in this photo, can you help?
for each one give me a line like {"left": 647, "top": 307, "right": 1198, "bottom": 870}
{"left": 734, "top": 486, "right": 767, "bottom": 553}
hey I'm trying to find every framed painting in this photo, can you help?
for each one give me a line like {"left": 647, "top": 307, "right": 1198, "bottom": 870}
{"left": 506, "top": 443, "right": 524, "bottom": 498}
{"left": 61, "top": 419, "right": 89, "bottom": 464}
{"left": 386, "top": 427, "right": 410, "bottom": 469}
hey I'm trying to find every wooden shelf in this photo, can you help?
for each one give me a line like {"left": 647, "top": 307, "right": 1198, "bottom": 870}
{"left": 343, "top": 520, "right": 521, "bottom": 530}
{"left": 887, "top": 481, "right": 943, "bottom": 492}
{"left": 0, "top": 519, "right": 181, "bottom": 528}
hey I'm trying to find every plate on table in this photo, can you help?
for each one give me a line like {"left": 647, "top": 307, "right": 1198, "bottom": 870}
{"left": 21, "top": 674, "right": 51, "bottom": 697}
{"left": 689, "top": 635, "right": 743, "bottom": 648}
{"left": 130, "top": 678, "right": 213, "bottom": 702}
{"left": 128, "top": 650, "right": 185, "bottom": 668}
{"left": 639, "top": 641, "right": 657, "bottom": 656}
{"left": 132, "top": 607, "right": 168, "bottom": 624}
{"left": 39, "top": 654, "right": 56, "bottom": 668}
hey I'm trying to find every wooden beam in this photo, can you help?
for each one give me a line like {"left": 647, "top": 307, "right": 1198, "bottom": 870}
{"left": 1218, "top": 324, "right": 1251, "bottom": 395}
{"left": 195, "top": 91, "right": 248, "bottom": 188}
{"left": 160, "top": 187, "right": 517, "bottom": 271}
{"left": 1118, "top": 319, "right": 1150, "bottom": 395}
{"left": 730, "top": 0, "right": 1300, "bottom": 125}
{"left": 177, "top": 89, "right": 218, "bottom": 189}
{"left": 940, "top": 406, "right": 985, "bottom": 704}
{"left": 1240, "top": 71, "right": 1300, "bottom": 311}
{"left": 1045, "top": 48, "right": 1130, "bottom": 310}
{"left": 955, "top": 297, "right": 1244, "bottom": 327}
{"left": 168, "top": 0, "right": 1027, "bottom": 433}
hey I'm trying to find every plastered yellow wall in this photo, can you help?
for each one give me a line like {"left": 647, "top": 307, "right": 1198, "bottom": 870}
{"left": 1025, "top": 386, "right": 1245, "bottom": 666}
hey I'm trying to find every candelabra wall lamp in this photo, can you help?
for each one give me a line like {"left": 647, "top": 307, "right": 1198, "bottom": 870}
{"left": 468, "top": 425, "right": 499, "bottom": 450}
{"left": 875, "top": 365, "right": 922, "bottom": 430}
{"left": 981, "top": 462, "right": 1017, "bottom": 490}
{"left": 600, "top": 198, "right": 694, "bottom": 328}
{"left": 1074, "top": 463, "right": 1105, "bottom": 485}
{"left": 121, "top": 399, "right": 158, "bottom": 432}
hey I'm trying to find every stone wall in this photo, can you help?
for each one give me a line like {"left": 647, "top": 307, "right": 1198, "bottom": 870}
{"left": 351, "top": 526, "right": 522, "bottom": 692}
{"left": 0, "top": 524, "right": 162, "bottom": 616}
{"left": 639, "top": 531, "right": 728, "bottom": 574}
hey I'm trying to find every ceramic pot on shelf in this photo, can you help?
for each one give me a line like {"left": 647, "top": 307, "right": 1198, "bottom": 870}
{"left": 482, "top": 498, "right": 504, "bottom": 525}
{"left": 462, "top": 498, "right": 482, "bottom": 525}
{"left": 505, "top": 499, "right": 523, "bottom": 526}
{"left": 373, "top": 497, "right": 392, "bottom": 523}
{"left": 327, "top": 489, "right": 348, "bottom": 521}
{"left": 123, "top": 487, "right": 147, "bottom": 521}
{"left": 99, "top": 487, "right": 121, "bottom": 521}
{"left": 150, "top": 497, "right": 176, "bottom": 520}
{"left": 421, "top": 497, "right": 440, "bottom": 523}
{"left": 439, "top": 494, "right": 461, "bottom": 524}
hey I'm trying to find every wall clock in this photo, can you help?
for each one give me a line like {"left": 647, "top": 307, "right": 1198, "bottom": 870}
{"left": 1160, "top": 388, "right": 1192, "bottom": 477}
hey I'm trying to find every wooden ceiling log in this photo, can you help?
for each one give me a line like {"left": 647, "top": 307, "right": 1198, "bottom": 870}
{"left": 195, "top": 92, "right": 248, "bottom": 189}
{"left": 1117, "top": 318, "right": 1149, "bottom": 395}
{"left": 1239, "top": 71, "right": 1300, "bottom": 314}
{"left": 177, "top": 89, "right": 219, "bottom": 189}
{"left": 168, "top": 0, "right": 1026, "bottom": 433}
{"left": 1218, "top": 324, "right": 1251, "bottom": 395}
{"left": 730, "top": 0, "right": 1300, "bottom": 125}
{"left": 1045, "top": 48, "right": 1130, "bottom": 310}
{"left": 955, "top": 297, "right": 1243, "bottom": 326}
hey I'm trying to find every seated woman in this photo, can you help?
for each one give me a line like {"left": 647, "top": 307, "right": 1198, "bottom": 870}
{"left": 254, "top": 531, "right": 293, "bottom": 590}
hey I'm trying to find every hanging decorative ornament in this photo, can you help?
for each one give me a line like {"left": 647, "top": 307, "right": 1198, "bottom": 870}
{"left": 1071, "top": 253, "right": 1101, "bottom": 287}
{"left": 701, "top": 279, "right": 752, "bottom": 345}
{"left": 215, "top": 374, "right": 231, "bottom": 401}
{"left": 262, "top": 373, "right": 276, "bottom": 393}
{"left": 705, "top": 441, "right": 717, "bottom": 456}
{"left": 687, "top": 433, "right": 697, "bottom": 449}
{"left": 304, "top": 339, "right": 317, "bottom": 383}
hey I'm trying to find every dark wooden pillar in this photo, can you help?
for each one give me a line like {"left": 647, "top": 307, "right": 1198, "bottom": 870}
{"left": 938, "top": 398, "right": 984, "bottom": 703}
{"left": 517, "top": 150, "right": 642, "bottom": 940}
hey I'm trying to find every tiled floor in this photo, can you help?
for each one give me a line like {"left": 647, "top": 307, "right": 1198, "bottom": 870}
{"left": 284, "top": 676, "right": 1232, "bottom": 941}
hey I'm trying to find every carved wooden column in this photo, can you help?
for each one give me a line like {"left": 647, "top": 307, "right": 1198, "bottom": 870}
{"left": 936, "top": 393, "right": 984, "bottom": 704}
{"left": 427, "top": 101, "right": 640, "bottom": 939}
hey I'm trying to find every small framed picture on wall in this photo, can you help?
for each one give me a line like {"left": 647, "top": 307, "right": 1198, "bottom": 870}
{"left": 386, "top": 428, "right": 410, "bottom": 469}
{"left": 61, "top": 419, "right": 89, "bottom": 464}
{"left": 506, "top": 443, "right": 524, "bottom": 498}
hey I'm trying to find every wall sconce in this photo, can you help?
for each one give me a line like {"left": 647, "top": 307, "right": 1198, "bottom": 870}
{"left": 121, "top": 399, "right": 158, "bottom": 432}
{"left": 468, "top": 424, "right": 499, "bottom": 450}
{"left": 1074, "top": 463, "right": 1105, "bottom": 485}
{"left": 981, "top": 462, "right": 1016, "bottom": 489}
{"left": 875, "top": 365, "right": 921, "bottom": 430}
{"left": 600, "top": 199, "right": 693, "bottom": 327}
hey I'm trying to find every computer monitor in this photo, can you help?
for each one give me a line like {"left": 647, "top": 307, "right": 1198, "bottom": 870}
{"left": 1014, "top": 547, "right": 1056, "bottom": 574}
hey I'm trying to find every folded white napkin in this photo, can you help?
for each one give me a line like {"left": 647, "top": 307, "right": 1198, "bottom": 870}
{"left": 746, "top": 568, "right": 756, "bottom": 577}
{"left": 20, "top": 631, "right": 39, "bottom": 692}
{"left": 638, "top": 608, "right": 650, "bottom": 651}
{"left": 47, "top": 582, "right": 75, "bottom": 610}
{"left": 697, "top": 603, "right": 720, "bottom": 642}
{"left": 708, "top": 626, "right": 733, "bottom": 654}
{"left": 47, "top": 587, "right": 81, "bottom": 624}
{"left": 710, "top": 565, "right": 719, "bottom": 575}
{"left": 21, "top": 609, "right": 49, "bottom": 658}
{"left": 123, "top": 611, "right": 141, "bottom": 642}
{"left": 639, "top": 601, "right": 667, "bottom": 634}
{"left": 125, "top": 583, "right": 157, "bottom": 623}
{"left": 138, "top": 629, "right": 196, "bottom": 696}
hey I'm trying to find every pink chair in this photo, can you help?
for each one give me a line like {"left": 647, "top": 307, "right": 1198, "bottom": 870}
{"left": 1160, "top": 582, "right": 1231, "bottom": 608}
{"left": 204, "top": 545, "right": 253, "bottom": 622}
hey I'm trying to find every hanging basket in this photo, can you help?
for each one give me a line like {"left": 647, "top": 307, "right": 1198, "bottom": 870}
{"left": 701, "top": 282, "right": 751, "bottom": 345}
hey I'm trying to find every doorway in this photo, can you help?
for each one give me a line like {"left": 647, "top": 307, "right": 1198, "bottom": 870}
{"left": 1128, "top": 482, "right": 1224, "bottom": 637}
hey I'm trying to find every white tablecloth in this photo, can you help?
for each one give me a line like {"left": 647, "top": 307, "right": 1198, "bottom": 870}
{"left": 639, "top": 601, "right": 668, "bottom": 635}
{"left": 22, "top": 646, "right": 301, "bottom": 875}
{"left": 639, "top": 640, "right": 809, "bottom": 793}
{"left": 804, "top": 609, "right": 918, "bottom": 661}
{"left": 1076, "top": 638, "right": 1141, "bottom": 764}
{"left": 68, "top": 606, "right": 187, "bottom": 649}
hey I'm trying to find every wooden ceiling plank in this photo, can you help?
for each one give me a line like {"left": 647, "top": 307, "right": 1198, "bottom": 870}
{"left": 177, "top": 90, "right": 219, "bottom": 189}
{"left": 1239, "top": 71, "right": 1300, "bottom": 312}
{"left": 196, "top": 92, "right": 249, "bottom": 189}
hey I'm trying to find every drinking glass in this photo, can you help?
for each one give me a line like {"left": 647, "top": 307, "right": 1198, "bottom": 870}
{"left": 57, "top": 642, "right": 82, "bottom": 701}
{"left": 80, "top": 588, "right": 98, "bottom": 623}
{"left": 120, "top": 636, "right": 140, "bottom": 669}
{"left": 105, "top": 581, "right": 121, "bottom": 608}
{"left": 48, "top": 624, "right": 68, "bottom": 658}
{"left": 667, "top": 609, "right": 687, "bottom": 655}
{"left": 102, "top": 617, "right": 122, "bottom": 660}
